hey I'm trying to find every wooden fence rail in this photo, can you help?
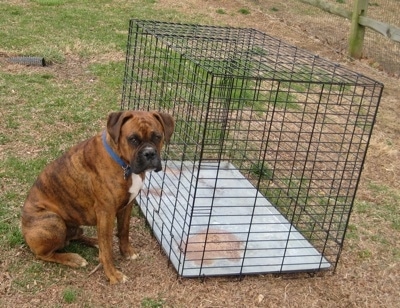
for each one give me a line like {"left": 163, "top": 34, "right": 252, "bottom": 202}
{"left": 299, "top": 0, "right": 400, "bottom": 58}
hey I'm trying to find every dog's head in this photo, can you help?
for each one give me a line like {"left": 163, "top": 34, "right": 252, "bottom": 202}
{"left": 106, "top": 110, "right": 174, "bottom": 174}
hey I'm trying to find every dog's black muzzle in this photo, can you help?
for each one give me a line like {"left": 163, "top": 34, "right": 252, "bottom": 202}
{"left": 131, "top": 146, "right": 162, "bottom": 174}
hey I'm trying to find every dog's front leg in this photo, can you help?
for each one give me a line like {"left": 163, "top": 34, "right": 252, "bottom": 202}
{"left": 97, "top": 212, "right": 127, "bottom": 284}
{"left": 117, "top": 201, "right": 139, "bottom": 260}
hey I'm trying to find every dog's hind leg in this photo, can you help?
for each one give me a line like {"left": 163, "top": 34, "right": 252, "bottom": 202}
{"left": 37, "top": 250, "right": 88, "bottom": 268}
{"left": 68, "top": 226, "right": 99, "bottom": 248}
{"left": 22, "top": 210, "right": 88, "bottom": 268}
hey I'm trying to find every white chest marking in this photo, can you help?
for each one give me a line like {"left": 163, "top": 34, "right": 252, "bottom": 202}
{"left": 128, "top": 173, "right": 143, "bottom": 203}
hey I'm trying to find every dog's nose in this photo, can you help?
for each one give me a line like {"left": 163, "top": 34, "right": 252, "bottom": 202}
{"left": 143, "top": 147, "right": 156, "bottom": 160}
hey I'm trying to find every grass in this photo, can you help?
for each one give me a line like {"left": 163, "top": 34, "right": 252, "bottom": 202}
{"left": 130, "top": 44, "right": 301, "bottom": 114}
{"left": 359, "top": 182, "right": 400, "bottom": 231}
{"left": 62, "top": 287, "right": 78, "bottom": 303}
{"left": 249, "top": 162, "right": 273, "bottom": 180}
{"left": 141, "top": 297, "right": 165, "bottom": 308}
{"left": 347, "top": 186, "right": 400, "bottom": 262}
{"left": 238, "top": 8, "right": 250, "bottom": 15}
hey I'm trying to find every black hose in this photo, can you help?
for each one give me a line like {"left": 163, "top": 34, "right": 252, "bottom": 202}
{"left": 8, "top": 56, "right": 46, "bottom": 66}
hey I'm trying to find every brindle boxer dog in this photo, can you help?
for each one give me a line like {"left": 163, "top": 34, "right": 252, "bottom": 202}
{"left": 21, "top": 110, "right": 174, "bottom": 284}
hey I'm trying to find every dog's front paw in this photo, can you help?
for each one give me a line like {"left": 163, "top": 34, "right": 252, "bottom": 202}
{"left": 109, "top": 270, "right": 128, "bottom": 284}
{"left": 128, "top": 252, "right": 139, "bottom": 260}
{"left": 120, "top": 245, "right": 139, "bottom": 260}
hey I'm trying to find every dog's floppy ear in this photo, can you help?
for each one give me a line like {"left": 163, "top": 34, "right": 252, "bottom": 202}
{"left": 153, "top": 112, "right": 174, "bottom": 144}
{"left": 107, "top": 111, "right": 132, "bottom": 144}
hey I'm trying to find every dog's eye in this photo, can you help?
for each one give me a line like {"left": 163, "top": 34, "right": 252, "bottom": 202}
{"left": 152, "top": 133, "right": 162, "bottom": 143}
{"left": 128, "top": 136, "right": 140, "bottom": 146}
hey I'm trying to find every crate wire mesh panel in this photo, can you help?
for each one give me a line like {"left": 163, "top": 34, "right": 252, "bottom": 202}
{"left": 121, "top": 20, "right": 383, "bottom": 277}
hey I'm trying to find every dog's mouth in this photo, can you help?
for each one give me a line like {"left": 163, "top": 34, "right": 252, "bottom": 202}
{"left": 131, "top": 161, "right": 162, "bottom": 174}
{"left": 130, "top": 146, "right": 162, "bottom": 174}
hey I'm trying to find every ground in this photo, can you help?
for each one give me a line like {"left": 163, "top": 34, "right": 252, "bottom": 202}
{"left": 0, "top": 0, "right": 399, "bottom": 307}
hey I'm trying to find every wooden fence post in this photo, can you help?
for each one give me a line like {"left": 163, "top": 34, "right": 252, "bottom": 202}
{"left": 348, "top": 0, "right": 369, "bottom": 59}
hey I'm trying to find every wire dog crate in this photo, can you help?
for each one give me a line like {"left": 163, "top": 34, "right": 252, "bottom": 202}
{"left": 121, "top": 20, "right": 383, "bottom": 277}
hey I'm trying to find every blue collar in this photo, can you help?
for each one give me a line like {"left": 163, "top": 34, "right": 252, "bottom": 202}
{"left": 102, "top": 131, "right": 132, "bottom": 179}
